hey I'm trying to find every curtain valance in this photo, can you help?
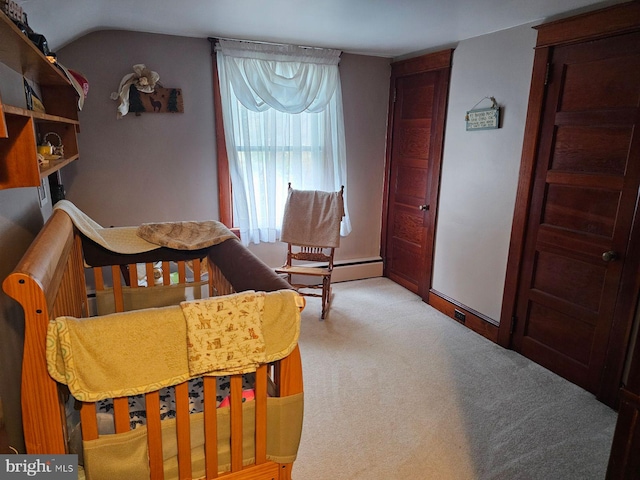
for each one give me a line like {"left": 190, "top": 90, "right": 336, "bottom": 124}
{"left": 217, "top": 39, "right": 342, "bottom": 113}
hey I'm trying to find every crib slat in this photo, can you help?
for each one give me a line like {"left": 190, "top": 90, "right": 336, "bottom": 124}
{"left": 193, "top": 258, "right": 201, "bottom": 282}
{"left": 128, "top": 263, "right": 138, "bottom": 288}
{"left": 111, "top": 265, "right": 124, "bottom": 312}
{"left": 178, "top": 261, "right": 186, "bottom": 283}
{"left": 208, "top": 261, "right": 215, "bottom": 297}
{"left": 162, "top": 261, "right": 171, "bottom": 285}
{"left": 145, "top": 392, "right": 165, "bottom": 480}
{"left": 146, "top": 262, "right": 155, "bottom": 287}
{"left": 79, "top": 403, "right": 99, "bottom": 441}
{"left": 93, "top": 267, "right": 104, "bottom": 291}
{"left": 203, "top": 377, "right": 218, "bottom": 479}
{"left": 113, "top": 397, "right": 130, "bottom": 433}
{"left": 230, "top": 375, "right": 243, "bottom": 472}
{"left": 255, "top": 365, "right": 268, "bottom": 464}
{"left": 175, "top": 382, "right": 192, "bottom": 480}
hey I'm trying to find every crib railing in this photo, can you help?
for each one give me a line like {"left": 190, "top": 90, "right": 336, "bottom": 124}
{"left": 91, "top": 256, "right": 234, "bottom": 312}
{"left": 80, "top": 256, "right": 301, "bottom": 479}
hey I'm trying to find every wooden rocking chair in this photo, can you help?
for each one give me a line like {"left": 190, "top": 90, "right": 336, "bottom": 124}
{"left": 275, "top": 184, "right": 344, "bottom": 319}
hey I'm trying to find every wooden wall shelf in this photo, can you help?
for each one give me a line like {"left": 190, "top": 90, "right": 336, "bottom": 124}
{"left": 0, "top": 10, "right": 81, "bottom": 190}
{"left": 39, "top": 155, "right": 79, "bottom": 178}
{"left": 2, "top": 104, "right": 79, "bottom": 126}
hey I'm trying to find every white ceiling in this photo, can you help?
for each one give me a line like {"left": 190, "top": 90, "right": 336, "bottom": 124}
{"left": 21, "top": 0, "right": 626, "bottom": 58}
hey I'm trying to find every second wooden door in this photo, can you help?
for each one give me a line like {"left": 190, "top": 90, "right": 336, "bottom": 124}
{"left": 383, "top": 51, "right": 451, "bottom": 299}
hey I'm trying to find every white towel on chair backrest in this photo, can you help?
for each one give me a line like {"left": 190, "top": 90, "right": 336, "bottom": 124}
{"left": 280, "top": 189, "right": 344, "bottom": 248}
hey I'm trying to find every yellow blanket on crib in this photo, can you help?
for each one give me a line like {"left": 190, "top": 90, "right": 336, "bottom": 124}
{"left": 46, "top": 290, "right": 302, "bottom": 402}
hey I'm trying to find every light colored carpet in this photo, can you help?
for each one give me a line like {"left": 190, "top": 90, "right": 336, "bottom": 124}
{"left": 293, "top": 277, "right": 617, "bottom": 479}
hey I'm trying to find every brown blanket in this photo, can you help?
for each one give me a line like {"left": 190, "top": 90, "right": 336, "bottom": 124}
{"left": 137, "top": 221, "right": 237, "bottom": 250}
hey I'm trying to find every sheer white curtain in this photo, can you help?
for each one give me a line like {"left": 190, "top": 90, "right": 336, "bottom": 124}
{"left": 216, "top": 39, "right": 351, "bottom": 245}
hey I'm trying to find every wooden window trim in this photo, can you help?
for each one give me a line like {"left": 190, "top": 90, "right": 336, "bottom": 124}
{"left": 210, "top": 43, "right": 233, "bottom": 227}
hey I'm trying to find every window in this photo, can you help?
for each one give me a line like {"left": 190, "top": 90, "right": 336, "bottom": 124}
{"left": 215, "top": 39, "right": 351, "bottom": 245}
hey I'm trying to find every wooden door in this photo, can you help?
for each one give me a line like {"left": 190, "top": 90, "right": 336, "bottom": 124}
{"left": 510, "top": 31, "right": 640, "bottom": 400}
{"left": 382, "top": 51, "right": 451, "bottom": 298}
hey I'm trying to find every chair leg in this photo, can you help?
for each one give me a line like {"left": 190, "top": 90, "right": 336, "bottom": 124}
{"left": 321, "top": 276, "right": 331, "bottom": 319}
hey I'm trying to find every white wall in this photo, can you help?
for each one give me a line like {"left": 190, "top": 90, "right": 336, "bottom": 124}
{"left": 59, "top": 31, "right": 390, "bottom": 269}
{"left": 432, "top": 23, "right": 538, "bottom": 322}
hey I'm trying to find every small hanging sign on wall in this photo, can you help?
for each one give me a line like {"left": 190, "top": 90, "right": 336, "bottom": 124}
{"left": 465, "top": 96, "right": 500, "bottom": 131}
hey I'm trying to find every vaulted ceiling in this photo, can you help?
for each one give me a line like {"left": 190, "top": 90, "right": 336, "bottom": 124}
{"left": 21, "top": 0, "right": 626, "bottom": 57}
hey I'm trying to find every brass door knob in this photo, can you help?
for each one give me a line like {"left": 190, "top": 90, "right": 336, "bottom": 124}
{"left": 602, "top": 251, "right": 618, "bottom": 262}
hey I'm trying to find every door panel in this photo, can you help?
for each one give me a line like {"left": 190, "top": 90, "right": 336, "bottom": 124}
{"left": 525, "top": 302, "right": 594, "bottom": 365}
{"left": 560, "top": 55, "right": 640, "bottom": 110}
{"left": 543, "top": 183, "right": 620, "bottom": 236}
{"left": 532, "top": 250, "right": 606, "bottom": 312}
{"left": 512, "top": 31, "right": 640, "bottom": 395}
{"left": 551, "top": 126, "right": 630, "bottom": 175}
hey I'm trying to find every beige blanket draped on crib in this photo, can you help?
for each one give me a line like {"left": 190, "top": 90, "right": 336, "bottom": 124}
{"left": 53, "top": 200, "right": 238, "bottom": 253}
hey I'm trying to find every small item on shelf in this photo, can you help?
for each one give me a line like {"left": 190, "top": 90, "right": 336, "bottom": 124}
{"left": 56, "top": 62, "right": 88, "bottom": 111}
{"left": 23, "top": 79, "right": 32, "bottom": 110}
{"left": 31, "top": 96, "right": 45, "bottom": 113}
{"left": 43, "top": 132, "right": 64, "bottom": 157}
{"left": 28, "top": 31, "right": 49, "bottom": 56}
{"left": 69, "top": 69, "right": 89, "bottom": 97}
{"left": 1, "top": 0, "right": 24, "bottom": 24}
{"left": 37, "top": 143, "right": 61, "bottom": 162}
{"left": 37, "top": 153, "right": 49, "bottom": 166}
{"left": 37, "top": 144, "right": 53, "bottom": 156}
{"left": 4, "top": 6, "right": 51, "bottom": 57}
{"left": 23, "top": 79, "right": 45, "bottom": 112}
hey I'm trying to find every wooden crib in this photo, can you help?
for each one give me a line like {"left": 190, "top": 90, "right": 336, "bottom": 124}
{"left": 3, "top": 208, "right": 304, "bottom": 480}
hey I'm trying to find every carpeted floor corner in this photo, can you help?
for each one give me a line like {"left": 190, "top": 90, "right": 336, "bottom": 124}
{"left": 293, "top": 277, "right": 616, "bottom": 479}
